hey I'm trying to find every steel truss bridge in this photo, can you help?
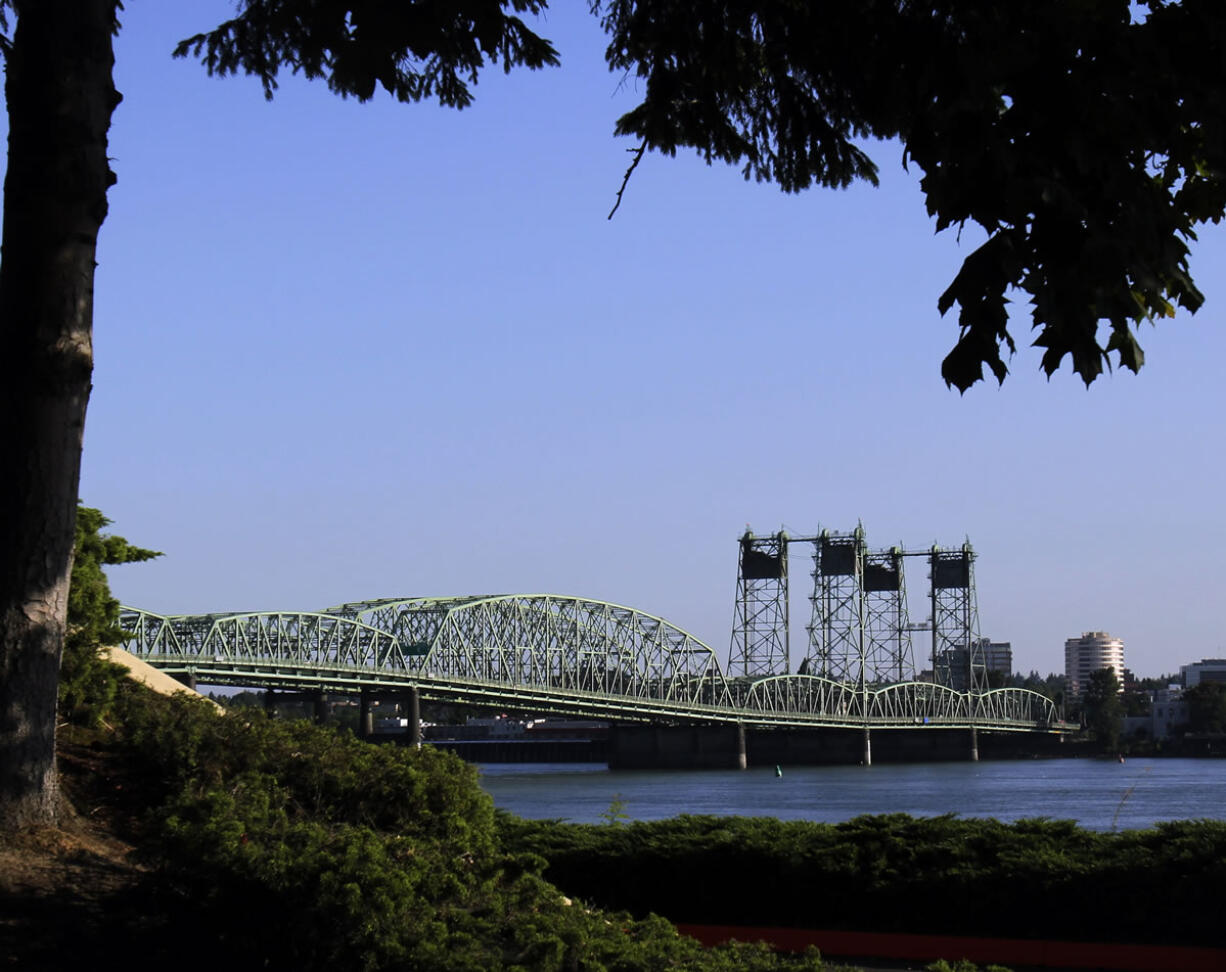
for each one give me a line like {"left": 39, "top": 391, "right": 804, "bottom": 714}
{"left": 120, "top": 594, "right": 1066, "bottom": 733}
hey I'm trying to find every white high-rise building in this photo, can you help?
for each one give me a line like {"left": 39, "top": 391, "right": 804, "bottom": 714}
{"left": 1064, "top": 631, "right": 1125, "bottom": 697}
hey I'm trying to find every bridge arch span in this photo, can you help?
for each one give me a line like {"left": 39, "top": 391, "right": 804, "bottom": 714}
{"left": 868, "top": 681, "right": 969, "bottom": 723}
{"left": 742, "top": 674, "right": 862, "bottom": 719}
{"left": 339, "top": 594, "right": 729, "bottom": 707}
{"left": 973, "top": 687, "right": 1062, "bottom": 727}
{"left": 122, "top": 595, "right": 730, "bottom": 709}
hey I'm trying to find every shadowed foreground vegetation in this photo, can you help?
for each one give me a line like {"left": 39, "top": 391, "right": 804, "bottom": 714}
{"left": 25, "top": 685, "right": 836, "bottom": 972}
{"left": 43, "top": 681, "right": 1226, "bottom": 970}
{"left": 16, "top": 676, "right": 1226, "bottom": 970}
{"left": 501, "top": 811, "right": 1226, "bottom": 947}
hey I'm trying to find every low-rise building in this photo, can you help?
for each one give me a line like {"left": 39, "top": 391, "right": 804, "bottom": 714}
{"left": 1149, "top": 687, "right": 1188, "bottom": 739}
{"left": 1181, "top": 658, "right": 1226, "bottom": 688}
{"left": 977, "top": 638, "right": 1013, "bottom": 678}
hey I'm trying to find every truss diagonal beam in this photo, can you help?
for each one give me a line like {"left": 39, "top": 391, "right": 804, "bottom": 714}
{"left": 121, "top": 591, "right": 1065, "bottom": 734}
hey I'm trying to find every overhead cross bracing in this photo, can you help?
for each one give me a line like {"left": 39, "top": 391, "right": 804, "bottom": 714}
{"left": 728, "top": 531, "right": 790, "bottom": 678}
{"left": 121, "top": 592, "right": 1066, "bottom": 733}
{"left": 730, "top": 525, "right": 990, "bottom": 696}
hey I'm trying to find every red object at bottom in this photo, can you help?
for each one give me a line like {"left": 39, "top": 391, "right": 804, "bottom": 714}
{"left": 675, "top": 923, "right": 1226, "bottom": 972}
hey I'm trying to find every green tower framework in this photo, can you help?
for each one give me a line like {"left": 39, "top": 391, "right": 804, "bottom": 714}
{"left": 862, "top": 544, "right": 914, "bottom": 684}
{"left": 804, "top": 527, "right": 865, "bottom": 683}
{"left": 728, "top": 530, "right": 790, "bottom": 679}
{"left": 802, "top": 526, "right": 915, "bottom": 687}
{"left": 927, "top": 542, "right": 988, "bottom": 693}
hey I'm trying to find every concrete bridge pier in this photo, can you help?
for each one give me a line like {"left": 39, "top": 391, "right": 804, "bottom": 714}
{"left": 406, "top": 685, "right": 421, "bottom": 749}
{"left": 736, "top": 722, "right": 747, "bottom": 770}
{"left": 174, "top": 671, "right": 197, "bottom": 691}
{"left": 263, "top": 689, "right": 276, "bottom": 718}
{"left": 360, "top": 689, "right": 374, "bottom": 738}
{"left": 862, "top": 727, "right": 872, "bottom": 766}
{"left": 312, "top": 690, "right": 329, "bottom": 725}
{"left": 970, "top": 725, "right": 980, "bottom": 762}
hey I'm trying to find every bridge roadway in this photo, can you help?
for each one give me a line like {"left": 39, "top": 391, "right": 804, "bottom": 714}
{"left": 119, "top": 594, "right": 1071, "bottom": 734}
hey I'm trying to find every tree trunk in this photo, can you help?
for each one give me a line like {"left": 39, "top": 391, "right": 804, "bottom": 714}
{"left": 0, "top": 1, "right": 120, "bottom": 829}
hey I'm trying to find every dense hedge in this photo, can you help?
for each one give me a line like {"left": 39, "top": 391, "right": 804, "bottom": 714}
{"left": 500, "top": 812, "right": 1226, "bottom": 946}
{"left": 111, "top": 688, "right": 831, "bottom": 971}
{"left": 109, "top": 683, "right": 1226, "bottom": 966}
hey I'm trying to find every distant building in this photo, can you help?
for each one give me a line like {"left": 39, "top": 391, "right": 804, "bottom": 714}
{"left": 1151, "top": 687, "right": 1188, "bottom": 739}
{"left": 1064, "top": 631, "right": 1125, "bottom": 698}
{"left": 1126, "top": 686, "right": 1188, "bottom": 741}
{"left": 1181, "top": 659, "right": 1226, "bottom": 688}
{"left": 935, "top": 647, "right": 971, "bottom": 691}
{"left": 934, "top": 639, "right": 1010, "bottom": 690}
{"left": 977, "top": 638, "right": 1013, "bottom": 678}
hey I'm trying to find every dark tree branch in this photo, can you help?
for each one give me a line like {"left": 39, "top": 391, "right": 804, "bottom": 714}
{"left": 607, "top": 141, "right": 646, "bottom": 220}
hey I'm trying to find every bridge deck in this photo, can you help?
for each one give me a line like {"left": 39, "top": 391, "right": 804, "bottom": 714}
{"left": 120, "top": 598, "right": 1072, "bottom": 734}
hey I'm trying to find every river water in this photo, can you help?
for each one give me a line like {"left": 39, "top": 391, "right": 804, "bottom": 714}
{"left": 478, "top": 758, "right": 1226, "bottom": 832}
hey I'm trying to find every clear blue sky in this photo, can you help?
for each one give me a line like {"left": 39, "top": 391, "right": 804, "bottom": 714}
{"left": 48, "top": 2, "right": 1226, "bottom": 679}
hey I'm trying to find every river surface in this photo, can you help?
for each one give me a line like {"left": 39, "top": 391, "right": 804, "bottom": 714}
{"left": 477, "top": 758, "right": 1226, "bottom": 831}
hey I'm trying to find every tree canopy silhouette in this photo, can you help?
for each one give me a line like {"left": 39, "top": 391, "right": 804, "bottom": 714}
{"left": 1084, "top": 667, "right": 1125, "bottom": 753}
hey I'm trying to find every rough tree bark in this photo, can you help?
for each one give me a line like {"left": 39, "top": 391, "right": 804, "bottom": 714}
{"left": 0, "top": 0, "right": 120, "bottom": 829}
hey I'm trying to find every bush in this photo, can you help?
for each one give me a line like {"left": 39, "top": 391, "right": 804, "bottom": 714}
{"left": 501, "top": 812, "right": 1226, "bottom": 946}
{"left": 113, "top": 691, "right": 831, "bottom": 971}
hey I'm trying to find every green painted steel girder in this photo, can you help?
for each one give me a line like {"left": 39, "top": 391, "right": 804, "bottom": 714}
{"left": 120, "top": 595, "right": 1068, "bottom": 732}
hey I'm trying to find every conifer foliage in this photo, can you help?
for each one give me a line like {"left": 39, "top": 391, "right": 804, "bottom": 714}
{"left": 505, "top": 812, "right": 1226, "bottom": 946}
{"left": 58, "top": 505, "right": 160, "bottom": 727}
{"left": 172, "top": 0, "right": 561, "bottom": 105}
{"left": 117, "top": 690, "right": 830, "bottom": 971}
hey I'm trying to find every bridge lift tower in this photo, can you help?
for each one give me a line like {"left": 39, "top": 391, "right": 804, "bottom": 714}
{"left": 804, "top": 527, "right": 864, "bottom": 683}
{"left": 802, "top": 527, "right": 914, "bottom": 686}
{"left": 728, "top": 530, "right": 790, "bottom": 678}
{"left": 729, "top": 525, "right": 985, "bottom": 694}
{"left": 926, "top": 542, "right": 988, "bottom": 693}
{"left": 863, "top": 544, "right": 913, "bottom": 684}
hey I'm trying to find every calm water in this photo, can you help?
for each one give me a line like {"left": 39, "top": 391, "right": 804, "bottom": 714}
{"left": 478, "top": 758, "right": 1226, "bottom": 832}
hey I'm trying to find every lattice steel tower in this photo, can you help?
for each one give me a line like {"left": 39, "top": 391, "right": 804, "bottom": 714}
{"left": 729, "top": 530, "right": 789, "bottom": 678}
{"left": 804, "top": 527, "right": 865, "bottom": 683}
{"left": 929, "top": 542, "right": 987, "bottom": 693}
{"left": 804, "top": 528, "right": 914, "bottom": 686}
{"left": 862, "top": 545, "right": 914, "bottom": 684}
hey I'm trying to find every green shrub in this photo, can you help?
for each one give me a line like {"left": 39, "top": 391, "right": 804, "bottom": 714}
{"left": 501, "top": 812, "right": 1226, "bottom": 946}
{"left": 114, "top": 691, "right": 831, "bottom": 970}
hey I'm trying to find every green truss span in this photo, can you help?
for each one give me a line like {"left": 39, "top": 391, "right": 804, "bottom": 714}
{"left": 119, "top": 594, "right": 1068, "bottom": 732}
